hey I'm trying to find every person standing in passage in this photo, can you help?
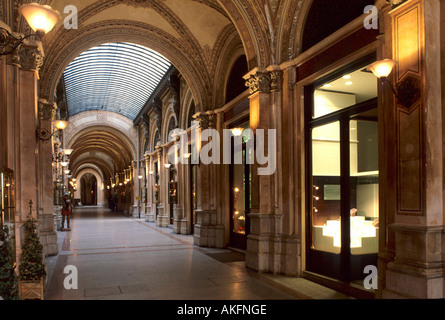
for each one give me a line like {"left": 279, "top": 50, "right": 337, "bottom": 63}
{"left": 61, "top": 193, "right": 72, "bottom": 231}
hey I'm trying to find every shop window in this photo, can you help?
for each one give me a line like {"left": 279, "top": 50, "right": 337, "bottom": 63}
{"left": 306, "top": 56, "right": 379, "bottom": 282}
{"left": 0, "top": 166, "right": 15, "bottom": 261}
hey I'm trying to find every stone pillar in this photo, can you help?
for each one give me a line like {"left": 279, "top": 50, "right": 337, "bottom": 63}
{"left": 132, "top": 160, "right": 139, "bottom": 217}
{"left": 172, "top": 135, "right": 187, "bottom": 234}
{"left": 11, "top": 40, "right": 43, "bottom": 261}
{"left": 242, "top": 67, "right": 298, "bottom": 275}
{"left": 381, "top": 0, "right": 445, "bottom": 299}
{"left": 193, "top": 111, "right": 224, "bottom": 248}
{"left": 37, "top": 99, "right": 58, "bottom": 256}
{"left": 155, "top": 146, "right": 167, "bottom": 226}
{"left": 144, "top": 152, "right": 154, "bottom": 222}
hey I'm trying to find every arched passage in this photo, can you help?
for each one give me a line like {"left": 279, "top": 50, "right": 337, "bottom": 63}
{"left": 75, "top": 168, "right": 106, "bottom": 207}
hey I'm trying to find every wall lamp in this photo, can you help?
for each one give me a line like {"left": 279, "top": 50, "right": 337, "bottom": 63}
{"left": 368, "top": 59, "right": 420, "bottom": 108}
{"left": 36, "top": 119, "right": 68, "bottom": 141}
{"left": 1, "top": 3, "right": 60, "bottom": 56}
{"left": 230, "top": 128, "right": 244, "bottom": 137}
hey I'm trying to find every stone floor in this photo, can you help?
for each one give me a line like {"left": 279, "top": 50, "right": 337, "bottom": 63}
{"left": 44, "top": 206, "right": 351, "bottom": 300}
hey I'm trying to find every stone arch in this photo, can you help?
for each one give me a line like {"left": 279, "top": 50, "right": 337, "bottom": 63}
{"left": 64, "top": 111, "right": 137, "bottom": 160}
{"left": 40, "top": 20, "right": 209, "bottom": 112}
{"left": 223, "top": 53, "right": 249, "bottom": 104}
{"left": 212, "top": 29, "right": 246, "bottom": 108}
{"left": 148, "top": 117, "right": 162, "bottom": 152}
{"left": 180, "top": 87, "right": 196, "bottom": 130}
{"left": 75, "top": 168, "right": 106, "bottom": 207}
{"left": 162, "top": 104, "right": 179, "bottom": 143}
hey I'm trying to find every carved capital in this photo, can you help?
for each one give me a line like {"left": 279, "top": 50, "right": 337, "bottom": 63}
{"left": 194, "top": 112, "right": 216, "bottom": 130}
{"left": 388, "top": 0, "right": 408, "bottom": 9}
{"left": 18, "top": 43, "right": 44, "bottom": 72}
{"left": 269, "top": 70, "right": 282, "bottom": 92}
{"left": 245, "top": 70, "right": 271, "bottom": 94}
{"left": 38, "top": 99, "right": 57, "bottom": 120}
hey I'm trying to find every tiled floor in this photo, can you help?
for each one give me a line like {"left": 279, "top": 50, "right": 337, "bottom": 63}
{"left": 44, "top": 207, "right": 350, "bottom": 300}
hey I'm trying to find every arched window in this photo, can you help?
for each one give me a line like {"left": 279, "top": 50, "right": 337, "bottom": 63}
{"left": 302, "top": 0, "right": 375, "bottom": 52}
{"left": 225, "top": 55, "right": 248, "bottom": 104}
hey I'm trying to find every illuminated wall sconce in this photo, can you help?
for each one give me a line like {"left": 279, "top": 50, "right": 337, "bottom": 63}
{"left": 230, "top": 128, "right": 244, "bottom": 137}
{"left": 63, "top": 149, "right": 74, "bottom": 156}
{"left": 36, "top": 118, "right": 68, "bottom": 141}
{"left": 1, "top": 3, "right": 61, "bottom": 56}
{"left": 164, "top": 163, "right": 172, "bottom": 169}
{"left": 183, "top": 153, "right": 191, "bottom": 159}
{"left": 368, "top": 59, "right": 420, "bottom": 108}
{"left": 64, "top": 170, "right": 70, "bottom": 174}
{"left": 138, "top": 175, "right": 143, "bottom": 180}
{"left": 149, "top": 171, "right": 154, "bottom": 175}
{"left": 60, "top": 161, "right": 69, "bottom": 167}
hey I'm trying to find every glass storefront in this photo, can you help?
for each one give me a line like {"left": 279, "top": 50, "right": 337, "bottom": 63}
{"left": 0, "top": 166, "right": 16, "bottom": 260}
{"left": 229, "top": 121, "right": 251, "bottom": 250}
{"left": 306, "top": 56, "right": 379, "bottom": 285}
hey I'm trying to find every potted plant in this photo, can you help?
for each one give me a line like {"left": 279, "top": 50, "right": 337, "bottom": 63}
{"left": 18, "top": 214, "right": 46, "bottom": 300}
{"left": 0, "top": 226, "right": 19, "bottom": 300}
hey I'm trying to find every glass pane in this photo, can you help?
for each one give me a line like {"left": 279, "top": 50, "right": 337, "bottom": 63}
{"left": 1, "top": 169, "right": 16, "bottom": 261}
{"left": 313, "top": 67, "right": 377, "bottom": 118}
{"left": 350, "top": 116, "right": 379, "bottom": 255}
{"left": 311, "top": 122, "right": 341, "bottom": 254}
{"left": 232, "top": 148, "right": 246, "bottom": 235}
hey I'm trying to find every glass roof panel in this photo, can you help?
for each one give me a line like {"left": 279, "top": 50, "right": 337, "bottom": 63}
{"left": 63, "top": 42, "right": 171, "bottom": 121}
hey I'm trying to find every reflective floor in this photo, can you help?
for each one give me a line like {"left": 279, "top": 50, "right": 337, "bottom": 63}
{"left": 45, "top": 207, "right": 300, "bottom": 300}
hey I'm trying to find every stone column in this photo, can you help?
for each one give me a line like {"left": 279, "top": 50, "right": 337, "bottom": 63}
{"left": 144, "top": 152, "right": 154, "bottom": 222}
{"left": 381, "top": 0, "right": 445, "bottom": 299}
{"left": 243, "top": 67, "right": 297, "bottom": 274}
{"left": 36, "top": 99, "right": 58, "bottom": 256}
{"left": 12, "top": 40, "right": 43, "bottom": 261}
{"left": 132, "top": 160, "right": 139, "bottom": 217}
{"left": 155, "top": 146, "right": 167, "bottom": 226}
{"left": 193, "top": 111, "right": 224, "bottom": 248}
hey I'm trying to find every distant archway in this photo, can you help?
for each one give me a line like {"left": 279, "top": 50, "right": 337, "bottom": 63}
{"left": 81, "top": 173, "right": 97, "bottom": 206}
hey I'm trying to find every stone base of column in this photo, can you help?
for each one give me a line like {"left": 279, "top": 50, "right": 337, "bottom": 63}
{"left": 156, "top": 207, "right": 168, "bottom": 227}
{"left": 193, "top": 210, "right": 224, "bottom": 248}
{"left": 173, "top": 218, "right": 190, "bottom": 235}
{"left": 38, "top": 214, "right": 58, "bottom": 257}
{"left": 381, "top": 224, "right": 445, "bottom": 299}
{"left": 245, "top": 213, "right": 300, "bottom": 276}
{"left": 53, "top": 206, "right": 62, "bottom": 230}
{"left": 145, "top": 210, "right": 155, "bottom": 222}
{"left": 132, "top": 205, "right": 139, "bottom": 218}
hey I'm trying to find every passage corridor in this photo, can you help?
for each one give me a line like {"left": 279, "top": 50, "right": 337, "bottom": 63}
{"left": 44, "top": 207, "right": 296, "bottom": 300}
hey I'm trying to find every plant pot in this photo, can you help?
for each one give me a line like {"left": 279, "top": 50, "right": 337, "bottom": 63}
{"left": 18, "top": 278, "right": 45, "bottom": 300}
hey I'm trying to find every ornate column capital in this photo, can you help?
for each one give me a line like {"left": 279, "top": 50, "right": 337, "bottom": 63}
{"left": 387, "top": 0, "right": 408, "bottom": 9}
{"left": 155, "top": 145, "right": 163, "bottom": 156}
{"left": 38, "top": 99, "right": 57, "bottom": 120}
{"left": 267, "top": 65, "right": 282, "bottom": 92}
{"left": 244, "top": 68, "right": 271, "bottom": 94}
{"left": 18, "top": 41, "right": 44, "bottom": 72}
{"left": 193, "top": 111, "right": 216, "bottom": 130}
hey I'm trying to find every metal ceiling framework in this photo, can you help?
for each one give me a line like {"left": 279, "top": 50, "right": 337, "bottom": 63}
{"left": 63, "top": 42, "right": 172, "bottom": 120}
